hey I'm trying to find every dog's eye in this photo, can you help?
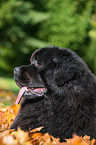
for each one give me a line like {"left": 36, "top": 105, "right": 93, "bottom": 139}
{"left": 37, "top": 63, "right": 41, "bottom": 68}
{"left": 35, "top": 60, "right": 41, "bottom": 68}
{"left": 38, "top": 64, "right": 41, "bottom": 67}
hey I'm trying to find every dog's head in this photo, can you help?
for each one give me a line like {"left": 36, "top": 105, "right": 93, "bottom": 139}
{"left": 14, "top": 46, "right": 92, "bottom": 104}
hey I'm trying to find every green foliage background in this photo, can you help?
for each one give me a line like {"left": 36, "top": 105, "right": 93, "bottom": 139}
{"left": 0, "top": 0, "right": 96, "bottom": 76}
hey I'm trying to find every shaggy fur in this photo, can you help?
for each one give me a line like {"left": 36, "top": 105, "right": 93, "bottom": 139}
{"left": 10, "top": 46, "right": 96, "bottom": 141}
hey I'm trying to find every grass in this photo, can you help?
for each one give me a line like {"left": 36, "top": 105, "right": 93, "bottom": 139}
{"left": 0, "top": 76, "right": 19, "bottom": 94}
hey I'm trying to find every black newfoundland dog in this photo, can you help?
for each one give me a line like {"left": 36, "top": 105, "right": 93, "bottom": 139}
{"left": 10, "top": 46, "right": 96, "bottom": 141}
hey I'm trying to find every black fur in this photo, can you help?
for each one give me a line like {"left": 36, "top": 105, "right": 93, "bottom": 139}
{"left": 10, "top": 46, "right": 96, "bottom": 141}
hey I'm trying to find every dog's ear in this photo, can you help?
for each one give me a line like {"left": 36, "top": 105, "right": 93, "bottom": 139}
{"left": 54, "top": 64, "right": 78, "bottom": 86}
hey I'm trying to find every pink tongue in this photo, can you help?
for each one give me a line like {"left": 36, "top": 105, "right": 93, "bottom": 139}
{"left": 15, "top": 87, "right": 28, "bottom": 104}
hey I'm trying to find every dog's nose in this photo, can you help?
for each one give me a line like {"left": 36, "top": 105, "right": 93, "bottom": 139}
{"left": 14, "top": 67, "right": 20, "bottom": 73}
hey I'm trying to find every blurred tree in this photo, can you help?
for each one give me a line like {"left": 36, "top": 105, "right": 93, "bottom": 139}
{"left": 88, "top": 13, "right": 96, "bottom": 75}
{"left": 0, "top": 0, "right": 49, "bottom": 75}
{"left": 39, "top": 0, "right": 96, "bottom": 74}
{"left": 0, "top": 0, "right": 96, "bottom": 75}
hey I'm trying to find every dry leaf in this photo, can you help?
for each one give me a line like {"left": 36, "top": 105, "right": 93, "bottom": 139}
{"left": 0, "top": 104, "right": 96, "bottom": 145}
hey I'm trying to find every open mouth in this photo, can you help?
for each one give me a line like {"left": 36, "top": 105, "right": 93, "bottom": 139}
{"left": 15, "top": 81, "right": 47, "bottom": 104}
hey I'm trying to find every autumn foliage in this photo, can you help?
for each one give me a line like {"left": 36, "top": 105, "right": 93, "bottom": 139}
{"left": 0, "top": 104, "right": 96, "bottom": 145}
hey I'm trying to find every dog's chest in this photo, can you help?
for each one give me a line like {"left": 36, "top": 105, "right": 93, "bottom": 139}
{"left": 21, "top": 98, "right": 53, "bottom": 128}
